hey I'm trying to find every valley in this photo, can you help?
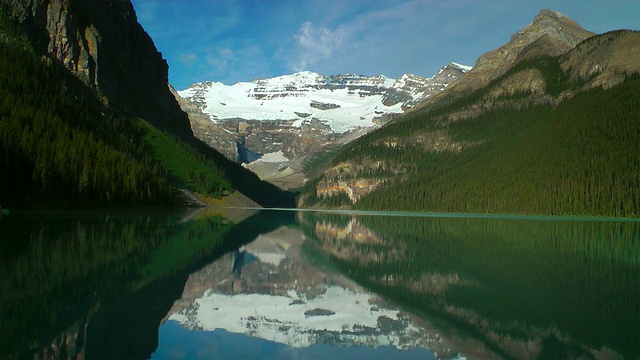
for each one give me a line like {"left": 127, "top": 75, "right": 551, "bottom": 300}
{"left": 176, "top": 65, "right": 470, "bottom": 189}
{"left": 2, "top": 1, "right": 637, "bottom": 218}
{"left": 169, "top": 9, "right": 640, "bottom": 219}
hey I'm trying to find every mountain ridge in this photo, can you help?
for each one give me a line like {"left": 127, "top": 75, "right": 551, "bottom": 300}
{"left": 298, "top": 10, "right": 640, "bottom": 217}
{"left": 176, "top": 63, "right": 471, "bottom": 189}
{"left": 423, "top": 9, "right": 595, "bottom": 107}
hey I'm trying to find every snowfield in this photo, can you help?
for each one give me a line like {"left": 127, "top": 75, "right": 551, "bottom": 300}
{"left": 252, "top": 150, "right": 290, "bottom": 163}
{"left": 177, "top": 67, "right": 470, "bottom": 134}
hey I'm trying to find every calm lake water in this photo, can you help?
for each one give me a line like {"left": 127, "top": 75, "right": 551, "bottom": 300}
{"left": 0, "top": 208, "right": 638, "bottom": 359}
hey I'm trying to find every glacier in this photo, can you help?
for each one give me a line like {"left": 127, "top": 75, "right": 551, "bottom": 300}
{"left": 178, "top": 64, "right": 471, "bottom": 134}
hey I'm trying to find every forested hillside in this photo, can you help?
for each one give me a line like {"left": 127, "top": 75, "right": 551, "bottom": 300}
{"left": 300, "top": 34, "right": 640, "bottom": 217}
{"left": 0, "top": 35, "right": 171, "bottom": 206}
{"left": 0, "top": 8, "right": 293, "bottom": 208}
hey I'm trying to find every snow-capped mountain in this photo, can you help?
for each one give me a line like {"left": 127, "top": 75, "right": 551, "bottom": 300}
{"left": 175, "top": 63, "right": 471, "bottom": 189}
{"left": 180, "top": 72, "right": 397, "bottom": 134}
{"left": 179, "top": 63, "right": 470, "bottom": 133}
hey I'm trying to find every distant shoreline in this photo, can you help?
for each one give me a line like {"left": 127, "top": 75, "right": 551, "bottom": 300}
{"left": 228, "top": 207, "right": 640, "bottom": 223}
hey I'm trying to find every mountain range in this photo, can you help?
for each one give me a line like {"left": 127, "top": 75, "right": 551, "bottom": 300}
{"left": 298, "top": 9, "right": 640, "bottom": 217}
{"left": 176, "top": 63, "right": 470, "bottom": 189}
{"left": 0, "top": 2, "right": 638, "bottom": 217}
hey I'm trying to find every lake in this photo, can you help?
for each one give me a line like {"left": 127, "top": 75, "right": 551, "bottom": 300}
{"left": 0, "top": 208, "right": 638, "bottom": 359}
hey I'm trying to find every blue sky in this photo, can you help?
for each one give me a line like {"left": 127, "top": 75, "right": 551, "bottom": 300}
{"left": 130, "top": 0, "right": 640, "bottom": 90}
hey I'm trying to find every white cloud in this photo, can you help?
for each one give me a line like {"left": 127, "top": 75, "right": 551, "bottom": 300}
{"left": 206, "top": 48, "right": 237, "bottom": 71}
{"left": 289, "top": 21, "right": 346, "bottom": 72}
{"left": 178, "top": 53, "right": 198, "bottom": 66}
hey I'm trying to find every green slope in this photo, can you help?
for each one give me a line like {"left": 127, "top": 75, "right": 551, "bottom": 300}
{"left": 139, "top": 120, "right": 231, "bottom": 198}
{"left": 0, "top": 17, "right": 292, "bottom": 208}
{"left": 302, "top": 53, "right": 640, "bottom": 217}
{"left": 0, "top": 36, "right": 171, "bottom": 206}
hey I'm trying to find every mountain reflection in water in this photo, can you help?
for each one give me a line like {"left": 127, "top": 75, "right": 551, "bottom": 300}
{"left": 1, "top": 209, "right": 638, "bottom": 359}
{"left": 155, "top": 225, "right": 455, "bottom": 359}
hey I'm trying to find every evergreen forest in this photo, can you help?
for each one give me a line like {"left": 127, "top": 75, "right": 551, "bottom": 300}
{"left": 301, "top": 50, "right": 640, "bottom": 218}
{"left": 0, "top": 18, "right": 292, "bottom": 208}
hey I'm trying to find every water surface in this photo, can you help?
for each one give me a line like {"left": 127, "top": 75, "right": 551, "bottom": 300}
{"left": 0, "top": 209, "right": 637, "bottom": 359}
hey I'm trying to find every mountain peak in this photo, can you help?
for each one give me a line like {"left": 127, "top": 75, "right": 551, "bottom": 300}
{"left": 437, "top": 9, "right": 594, "bottom": 96}
{"left": 512, "top": 8, "right": 593, "bottom": 48}
{"left": 534, "top": 8, "right": 566, "bottom": 21}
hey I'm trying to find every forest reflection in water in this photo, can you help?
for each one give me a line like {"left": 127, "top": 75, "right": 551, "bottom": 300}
{"left": 0, "top": 209, "right": 638, "bottom": 359}
{"left": 0, "top": 208, "right": 291, "bottom": 359}
{"left": 300, "top": 211, "right": 640, "bottom": 359}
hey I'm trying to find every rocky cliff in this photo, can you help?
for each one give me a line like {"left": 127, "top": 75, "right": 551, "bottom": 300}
{"left": 170, "top": 85, "right": 238, "bottom": 159}
{"left": 560, "top": 30, "right": 640, "bottom": 89}
{"left": 2, "top": 0, "right": 192, "bottom": 137}
{"left": 382, "top": 63, "right": 472, "bottom": 108}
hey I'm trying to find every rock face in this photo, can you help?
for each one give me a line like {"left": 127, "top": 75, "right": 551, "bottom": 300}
{"left": 2, "top": 0, "right": 192, "bottom": 137}
{"left": 316, "top": 178, "right": 386, "bottom": 203}
{"left": 176, "top": 64, "right": 470, "bottom": 188}
{"left": 383, "top": 63, "right": 472, "bottom": 108}
{"left": 170, "top": 85, "right": 238, "bottom": 159}
{"left": 560, "top": 30, "right": 640, "bottom": 90}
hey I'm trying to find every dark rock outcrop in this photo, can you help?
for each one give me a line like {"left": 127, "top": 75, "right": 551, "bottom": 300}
{"left": 236, "top": 139, "right": 262, "bottom": 164}
{"left": 310, "top": 100, "right": 341, "bottom": 110}
{"left": 170, "top": 85, "right": 239, "bottom": 160}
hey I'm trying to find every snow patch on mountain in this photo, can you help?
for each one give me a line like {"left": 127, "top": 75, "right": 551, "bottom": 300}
{"left": 177, "top": 65, "right": 470, "bottom": 134}
{"left": 450, "top": 62, "right": 473, "bottom": 72}
{"left": 253, "top": 150, "right": 290, "bottom": 163}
